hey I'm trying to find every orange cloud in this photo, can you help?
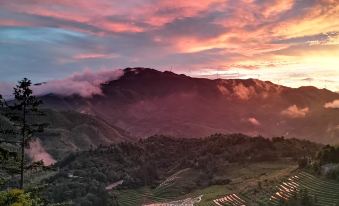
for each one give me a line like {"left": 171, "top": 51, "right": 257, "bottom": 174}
{"left": 273, "top": 1, "right": 339, "bottom": 38}
{"left": 262, "top": 0, "right": 294, "bottom": 18}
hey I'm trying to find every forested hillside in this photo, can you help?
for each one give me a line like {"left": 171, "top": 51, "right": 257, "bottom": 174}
{"left": 36, "top": 134, "right": 321, "bottom": 205}
{"left": 0, "top": 109, "right": 132, "bottom": 163}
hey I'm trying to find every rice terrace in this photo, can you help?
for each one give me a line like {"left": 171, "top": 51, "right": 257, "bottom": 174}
{"left": 114, "top": 170, "right": 339, "bottom": 206}
{"left": 104, "top": 154, "right": 339, "bottom": 206}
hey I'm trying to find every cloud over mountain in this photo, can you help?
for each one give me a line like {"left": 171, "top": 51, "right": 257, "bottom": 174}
{"left": 281, "top": 105, "right": 309, "bottom": 118}
{"left": 248, "top": 117, "right": 261, "bottom": 126}
{"left": 37, "top": 68, "right": 339, "bottom": 144}
{"left": 324, "top": 99, "right": 339, "bottom": 109}
{"left": 33, "top": 69, "right": 124, "bottom": 97}
{"left": 233, "top": 83, "right": 256, "bottom": 100}
{"left": 27, "top": 139, "right": 56, "bottom": 166}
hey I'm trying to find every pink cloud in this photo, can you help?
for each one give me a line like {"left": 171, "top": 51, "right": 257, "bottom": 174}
{"left": 96, "top": 21, "right": 144, "bottom": 33}
{"left": 1, "top": 0, "right": 225, "bottom": 34}
{"left": 324, "top": 99, "right": 339, "bottom": 109}
{"left": 0, "top": 19, "right": 32, "bottom": 27}
{"left": 73, "top": 53, "right": 119, "bottom": 60}
{"left": 281, "top": 105, "right": 310, "bottom": 118}
{"left": 27, "top": 139, "right": 56, "bottom": 166}
{"left": 262, "top": 0, "right": 294, "bottom": 18}
{"left": 248, "top": 117, "right": 261, "bottom": 126}
{"left": 217, "top": 84, "right": 230, "bottom": 96}
{"left": 33, "top": 68, "right": 124, "bottom": 97}
{"left": 233, "top": 83, "right": 256, "bottom": 100}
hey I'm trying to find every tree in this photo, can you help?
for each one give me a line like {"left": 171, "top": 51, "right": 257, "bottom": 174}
{"left": 0, "top": 78, "right": 47, "bottom": 189}
{"left": 0, "top": 189, "right": 43, "bottom": 206}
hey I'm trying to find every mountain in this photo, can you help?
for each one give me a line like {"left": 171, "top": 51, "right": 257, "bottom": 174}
{"left": 36, "top": 110, "right": 133, "bottom": 160}
{"left": 0, "top": 109, "right": 132, "bottom": 162}
{"left": 40, "top": 68, "right": 339, "bottom": 144}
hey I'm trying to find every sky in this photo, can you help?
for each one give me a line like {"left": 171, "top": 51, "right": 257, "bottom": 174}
{"left": 0, "top": 0, "right": 338, "bottom": 92}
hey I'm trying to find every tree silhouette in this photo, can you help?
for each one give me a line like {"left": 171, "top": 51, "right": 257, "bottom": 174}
{"left": 0, "top": 78, "right": 47, "bottom": 189}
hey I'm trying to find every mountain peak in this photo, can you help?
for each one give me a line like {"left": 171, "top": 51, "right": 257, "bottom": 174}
{"left": 118, "top": 68, "right": 189, "bottom": 83}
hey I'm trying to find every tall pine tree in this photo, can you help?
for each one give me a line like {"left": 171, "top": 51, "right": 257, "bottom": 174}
{"left": 0, "top": 78, "right": 47, "bottom": 189}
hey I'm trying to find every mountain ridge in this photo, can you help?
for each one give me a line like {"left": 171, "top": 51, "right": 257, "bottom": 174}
{"left": 38, "top": 68, "right": 339, "bottom": 144}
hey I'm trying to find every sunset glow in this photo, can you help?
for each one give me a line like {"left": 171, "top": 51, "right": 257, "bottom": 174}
{"left": 0, "top": 0, "right": 338, "bottom": 91}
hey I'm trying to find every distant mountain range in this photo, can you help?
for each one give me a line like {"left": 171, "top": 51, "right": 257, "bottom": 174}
{"left": 38, "top": 68, "right": 339, "bottom": 145}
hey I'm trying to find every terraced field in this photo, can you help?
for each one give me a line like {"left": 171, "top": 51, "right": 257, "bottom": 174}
{"left": 114, "top": 168, "right": 204, "bottom": 205}
{"left": 114, "top": 188, "right": 159, "bottom": 205}
{"left": 152, "top": 168, "right": 194, "bottom": 199}
{"left": 143, "top": 195, "right": 203, "bottom": 206}
{"left": 115, "top": 187, "right": 203, "bottom": 206}
{"left": 213, "top": 193, "right": 247, "bottom": 206}
{"left": 269, "top": 175, "right": 300, "bottom": 204}
{"left": 114, "top": 167, "right": 339, "bottom": 206}
{"left": 201, "top": 171, "right": 339, "bottom": 206}
{"left": 269, "top": 171, "right": 339, "bottom": 206}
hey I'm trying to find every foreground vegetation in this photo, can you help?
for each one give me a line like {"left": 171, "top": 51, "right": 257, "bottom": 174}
{"left": 0, "top": 189, "right": 43, "bottom": 206}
